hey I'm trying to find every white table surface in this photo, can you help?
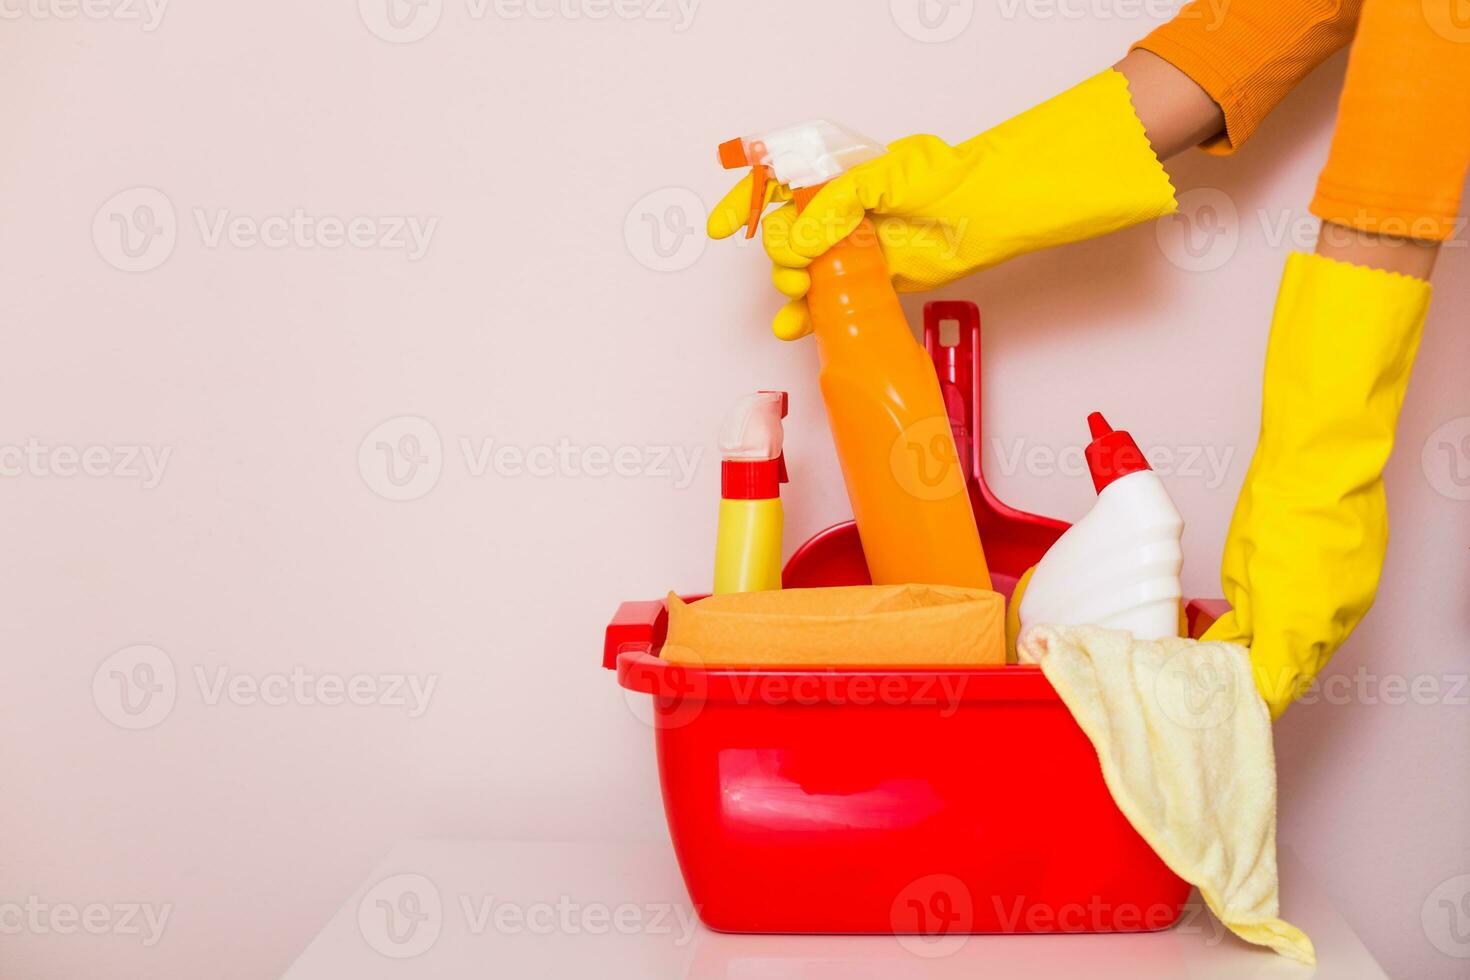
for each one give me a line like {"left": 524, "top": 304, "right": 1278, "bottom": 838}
{"left": 280, "top": 840, "right": 1386, "bottom": 979}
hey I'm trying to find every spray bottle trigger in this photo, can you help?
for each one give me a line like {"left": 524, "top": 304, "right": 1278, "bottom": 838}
{"left": 743, "top": 167, "right": 769, "bottom": 239}
{"left": 718, "top": 137, "right": 772, "bottom": 239}
{"left": 759, "top": 389, "right": 790, "bottom": 482}
{"left": 759, "top": 390, "right": 790, "bottom": 418}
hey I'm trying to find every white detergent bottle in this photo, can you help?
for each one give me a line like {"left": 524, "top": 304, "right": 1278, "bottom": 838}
{"left": 1018, "top": 412, "right": 1183, "bottom": 640}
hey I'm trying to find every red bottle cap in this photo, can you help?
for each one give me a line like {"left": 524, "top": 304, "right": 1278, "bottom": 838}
{"left": 722, "top": 458, "right": 785, "bottom": 500}
{"left": 1084, "top": 412, "right": 1149, "bottom": 494}
{"left": 720, "top": 390, "right": 789, "bottom": 500}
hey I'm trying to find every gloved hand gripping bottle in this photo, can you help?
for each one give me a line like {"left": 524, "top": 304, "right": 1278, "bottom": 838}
{"left": 713, "top": 390, "right": 788, "bottom": 594}
{"left": 718, "top": 122, "right": 992, "bottom": 591}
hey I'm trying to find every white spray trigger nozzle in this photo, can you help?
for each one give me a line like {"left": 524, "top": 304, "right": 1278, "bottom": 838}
{"left": 719, "top": 391, "right": 787, "bottom": 462}
{"left": 736, "top": 120, "right": 883, "bottom": 190}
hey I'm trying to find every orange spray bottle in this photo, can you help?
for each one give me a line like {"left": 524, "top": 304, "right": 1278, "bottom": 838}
{"left": 719, "top": 121, "right": 992, "bottom": 590}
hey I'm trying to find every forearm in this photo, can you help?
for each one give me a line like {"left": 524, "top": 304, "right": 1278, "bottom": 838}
{"left": 1112, "top": 49, "right": 1224, "bottom": 162}
{"left": 1131, "top": 0, "right": 1363, "bottom": 155}
{"left": 1316, "top": 224, "right": 1439, "bottom": 279}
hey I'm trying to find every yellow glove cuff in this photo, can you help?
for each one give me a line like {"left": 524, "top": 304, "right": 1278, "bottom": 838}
{"left": 914, "top": 68, "right": 1178, "bottom": 287}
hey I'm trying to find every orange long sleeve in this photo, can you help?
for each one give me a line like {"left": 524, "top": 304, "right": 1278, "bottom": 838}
{"left": 1136, "top": 0, "right": 1470, "bottom": 241}
{"left": 1132, "top": 0, "right": 1364, "bottom": 154}
{"left": 1312, "top": 0, "right": 1470, "bottom": 242}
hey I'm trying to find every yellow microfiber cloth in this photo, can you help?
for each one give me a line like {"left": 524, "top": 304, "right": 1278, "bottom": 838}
{"left": 1018, "top": 624, "right": 1315, "bottom": 964}
{"left": 661, "top": 585, "right": 1005, "bottom": 668}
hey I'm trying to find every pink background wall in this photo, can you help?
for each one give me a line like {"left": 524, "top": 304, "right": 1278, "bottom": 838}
{"left": 1, "top": 1, "right": 1466, "bottom": 977}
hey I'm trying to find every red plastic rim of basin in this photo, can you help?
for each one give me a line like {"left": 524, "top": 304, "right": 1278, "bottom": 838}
{"left": 615, "top": 648, "right": 1060, "bottom": 704}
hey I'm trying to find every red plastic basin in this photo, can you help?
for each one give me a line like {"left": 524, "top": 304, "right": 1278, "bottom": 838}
{"left": 604, "top": 301, "right": 1226, "bottom": 935}
{"left": 607, "top": 594, "right": 1221, "bottom": 935}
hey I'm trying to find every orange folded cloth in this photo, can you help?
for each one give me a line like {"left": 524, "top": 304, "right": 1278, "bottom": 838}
{"left": 661, "top": 585, "right": 1005, "bottom": 668}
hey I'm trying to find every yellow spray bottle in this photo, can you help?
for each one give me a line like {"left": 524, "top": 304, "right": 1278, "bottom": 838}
{"left": 718, "top": 122, "right": 992, "bottom": 590}
{"left": 713, "top": 390, "right": 788, "bottom": 594}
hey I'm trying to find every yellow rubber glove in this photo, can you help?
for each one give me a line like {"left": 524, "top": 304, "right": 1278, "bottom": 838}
{"left": 707, "top": 69, "right": 1177, "bottom": 340}
{"left": 1204, "top": 253, "right": 1431, "bottom": 718}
